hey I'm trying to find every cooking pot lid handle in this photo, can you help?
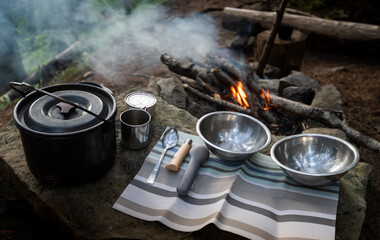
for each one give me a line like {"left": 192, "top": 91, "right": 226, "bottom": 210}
{"left": 9, "top": 82, "right": 107, "bottom": 123}
{"left": 9, "top": 81, "right": 32, "bottom": 97}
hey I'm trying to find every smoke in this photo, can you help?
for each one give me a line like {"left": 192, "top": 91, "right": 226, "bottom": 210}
{"left": 87, "top": 5, "right": 221, "bottom": 78}
{"left": 1, "top": 1, "right": 224, "bottom": 84}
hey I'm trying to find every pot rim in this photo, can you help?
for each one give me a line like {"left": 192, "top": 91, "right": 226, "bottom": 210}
{"left": 13, "top": 83, "right": 117, "bottom": 137}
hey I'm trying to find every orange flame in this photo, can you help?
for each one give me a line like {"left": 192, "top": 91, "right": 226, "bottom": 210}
{"left": 231, "top": 81, "right": 249, "bottom": 108}
{"left": 260, "top": 89, "right": 271, "bottom": 111}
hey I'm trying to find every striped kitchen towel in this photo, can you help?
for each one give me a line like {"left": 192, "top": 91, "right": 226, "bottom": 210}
{"left": 113, "top": 129, "right": 340, "bottom": 240}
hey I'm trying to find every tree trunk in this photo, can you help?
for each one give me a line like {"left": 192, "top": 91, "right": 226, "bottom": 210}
{"left": 254, "top": 30, "right": 307, "bottom": 75}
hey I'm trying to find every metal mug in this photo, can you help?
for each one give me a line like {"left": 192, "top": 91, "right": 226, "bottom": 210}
{"left": 120, "top": 109, "right": 151, "bottom": 150}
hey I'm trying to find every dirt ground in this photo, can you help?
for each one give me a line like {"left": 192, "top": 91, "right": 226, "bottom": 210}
{"left": 1, "top": 0, "right": 379, "bottom": 239}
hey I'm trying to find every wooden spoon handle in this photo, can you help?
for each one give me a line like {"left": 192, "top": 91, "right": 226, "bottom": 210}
{"left": 166, "top": 139, "right": 192, "bottom": 172}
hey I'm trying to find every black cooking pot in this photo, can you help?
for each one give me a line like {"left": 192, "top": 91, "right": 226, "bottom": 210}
{"left": 11, "top": 82, "right": 117, "bottom": 184}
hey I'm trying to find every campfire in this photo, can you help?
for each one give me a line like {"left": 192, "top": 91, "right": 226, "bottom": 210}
{"left": 158, "top": 52, "right": 380, "bottom": 153}
{"left": 230, "top": 81, "right": 249, "bottom": 108}
{"left": 159, "top": 53, "right": 305, "bottom": 136}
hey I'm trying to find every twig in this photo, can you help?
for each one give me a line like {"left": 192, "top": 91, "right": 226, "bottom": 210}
{"left": 128, "top": 73, "right": 152, "bottom": 79}
{"left": 175, "top": 75, "right": 221, "bottom": 100}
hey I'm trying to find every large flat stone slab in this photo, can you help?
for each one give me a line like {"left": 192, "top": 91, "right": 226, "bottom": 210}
{"left": 0, "top": 88, "right": 372, "bottom": 240}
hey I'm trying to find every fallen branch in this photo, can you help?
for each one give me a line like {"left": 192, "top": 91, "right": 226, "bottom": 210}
{"left": 175, "top": 75, "right": 221, "bottom": 100}
{"left": 1, "top": 41, "right": 82, "bottom": 102}
{"left": 160, "top": 54, "right": 216, "bottom": 86}
{"left": 222, "top": 7, "right": 380, "bottom": 42}
{"left": 246, "top": 77, "right": 380, "bottom": 152}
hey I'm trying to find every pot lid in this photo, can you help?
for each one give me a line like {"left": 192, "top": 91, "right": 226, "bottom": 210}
{"left": 14, "top": 83, "right": 116, "bottom": 135}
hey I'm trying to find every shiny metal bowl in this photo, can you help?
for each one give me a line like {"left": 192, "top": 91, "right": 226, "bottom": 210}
{"left": 270, "top": 134, "right": 360, "bottom": 186}
{"left": 196, "top": 111, "right": 272, "bottom": 161}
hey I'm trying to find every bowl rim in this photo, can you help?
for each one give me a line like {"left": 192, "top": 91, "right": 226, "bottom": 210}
{"left": 196, "top": 111, "right": 272, "bottom": 155}
{"left": 270, "top": 133, "right": 360, "bottom": 177}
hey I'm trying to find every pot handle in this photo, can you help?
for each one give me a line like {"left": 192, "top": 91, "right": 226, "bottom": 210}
{"left": 9, "top": 82, "right": 107, "bottom": 123}
{"left": 9, "top": 81, "right": 32, "bottom": 97}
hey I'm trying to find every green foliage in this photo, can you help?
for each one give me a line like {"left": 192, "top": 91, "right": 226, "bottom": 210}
{"left": 50, "top": 59, "right": 87, "bottom": 85}
{"left": 0, "top": 96, "right": 12, "bottom": 111}
{"left": 8, "top": 0, "right": 168, "bottom": 75}
{"left": 18, "top": 31, "right": 59, "bottom": 73}
{"left": 131, "top": 0, "right": 168, "bottom": 10}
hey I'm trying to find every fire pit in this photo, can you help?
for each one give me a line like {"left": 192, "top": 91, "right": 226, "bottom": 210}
{"left": 0, "top": 87, "right": 373, "bottom": 240}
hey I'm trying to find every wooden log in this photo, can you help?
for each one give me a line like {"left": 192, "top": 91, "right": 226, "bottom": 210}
{"left": 183, "top": 83, "right": 258, "bottom": 118}
{"left": 222, "top": 7, "right": 380, "bottom": 42}
{"left": 245, "top": 75, "right": 380, "bottom": 152}
{"left": 1, "top": 41, "right": 82, "bottom": 102}
{"left": 160, "top": 54, "right": 217, "bottom": 87}
{"left": 176, "top": 75, "right": 221, "bottom": 100}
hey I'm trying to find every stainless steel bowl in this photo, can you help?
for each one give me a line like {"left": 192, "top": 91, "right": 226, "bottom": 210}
{"left": 270, "top": 134, "right": 360, "bottom": 186}
{"left": 196, "top": 111, "right": 272, "bottom": 161}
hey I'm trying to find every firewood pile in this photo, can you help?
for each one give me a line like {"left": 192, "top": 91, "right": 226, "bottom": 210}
{"left": 160, "top": 53, "right": 303, "bottom": 135}
{"left": 159, "top": 53, "right": 380, "bottom": 153}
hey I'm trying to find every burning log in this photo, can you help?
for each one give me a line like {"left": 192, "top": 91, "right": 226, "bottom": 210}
{"left": 246, "top": 76, "right": 380, "bottom": 153}
{"left": 222, "top": 7, "right": 380, "bottom": 42}
{"left": 161, "top": 53, "right": 278, "bottom": 124}
{"left": 183, "top": 83, "right": 257, "bottom": 118}
{"left": 161, "top": 53, "right": 380, "bottom": 152}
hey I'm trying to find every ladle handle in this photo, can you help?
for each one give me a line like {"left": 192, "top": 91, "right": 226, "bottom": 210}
{"left": 9, "top": 82, "right": 106, "bottom": 122}
{"left": 147, "top": 147, "right": 168, "bottom": 184}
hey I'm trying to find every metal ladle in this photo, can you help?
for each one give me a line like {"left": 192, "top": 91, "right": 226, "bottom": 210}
{"left": 147, "top": 128, "right": 178, "bottom": 184}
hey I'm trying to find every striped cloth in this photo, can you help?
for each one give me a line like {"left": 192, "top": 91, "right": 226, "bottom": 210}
{"left": 113, "top": 129, "right": 340, "bottom": 240}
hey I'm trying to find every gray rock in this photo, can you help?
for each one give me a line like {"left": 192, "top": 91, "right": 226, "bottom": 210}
{"left": 312, "top": 84, "right": 344, "bottom": 111}
{"left": 186, "top": 100, "right": 215, "bottom": 119}
{"left": 336, "top": 162, "right": 372, "bottom": 240}
{"left": 280, "top": 70, "right": 321, "bottom": 89}
{"left": 258, "top": 79, "right": 281, "bottom": 93}
{"left": 146, "top": 76, "right": 160, "bottom": 96}
{"left": 157, "top": 77, "right": 187, "bottom": 109}
{"left": 282, "top": 86, "right": 315, "bottom": 104}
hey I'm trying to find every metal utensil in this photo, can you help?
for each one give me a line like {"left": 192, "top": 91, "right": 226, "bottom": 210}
{"left": 147, "top": 128, "right": 178, "bottom": 184}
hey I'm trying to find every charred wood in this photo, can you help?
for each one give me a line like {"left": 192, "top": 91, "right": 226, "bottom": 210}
{"left": 175, "top": 75, "right": 221, "bottom": 100}
{"left": 160, "top": 54, "right": 217, "bottom": 87}
{"left": 183, "top": 83, "right": 258, "bottom": 118}
{"left": 245, "top": 76, "right": 380, "bottom": 152}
